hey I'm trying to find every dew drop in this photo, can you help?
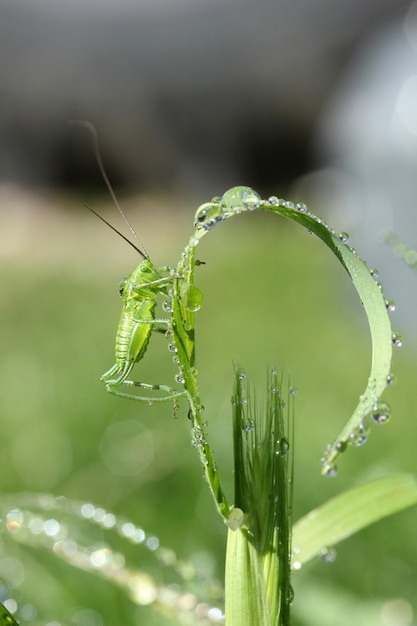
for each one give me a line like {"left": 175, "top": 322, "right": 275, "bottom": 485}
{"left": 392, "top": 332, "right": 403, "bottom": 347}
{"left": 320, "top": 547, "right": 337, "bottom": 563}
{"left": 386, "top": 373, "right": 397, "bottom": 387}
{"left": 370, "top": 401, "right": 391, "bottom": 424}
{"left": 172, "top": 355, "right": 179, "bottom": 364}
{"left": 194, "top": 202, "right": 224, "bottom": 229}
{"left": 226, "top": 507, "right": 244, "bottom": 531}
{"left": 162, "top": 300, "right": 172, "bottom": 313}
{"left": 370, "top": 268, "right": 379, "bottom": 279}
{"left": 323, "top": 464, "right": 337, "bottom": 478}
{"left": 222, "top": 186, "right": 261, "bottom": 211}
{"left": 276, "top": 437, "right": 290, "bottom": 456}
{"left": 335, "top": 440, "right": 348, "bottom": 453}
{"left": 175, "top": 374, "right": 185, "bottom": 384}
{"left": 349, "top": 424, "right": 369, "bottom": 446}
{"left": 338, "top": 232, "right": 350, "bottom": 243}
{"left": 296, "top": 202, "right": 307, "bottom": 213}
{"left": 268, "top": 195, "right": 279, "bottom": 205}
{"left": 168, "top": 343, "right": 177, "bottom": 353}
{"left": 385, "top": 298, "right": 396, "bottom": 312}
{"left": 184, "top": 284, "right": 203, "bottom": 312}
{"left": 284, "top": 201, "right": 295, "bottom": 209}
{"left": 289, "top": 386, "right": 298, "bottom": 396}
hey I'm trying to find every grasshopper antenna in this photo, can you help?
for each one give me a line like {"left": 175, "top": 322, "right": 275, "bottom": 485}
{"left": 84, "top": 203, "right": 146, "bottom": 258}
{"left": 68, "top": 119, "right": 149, "bottom": 259}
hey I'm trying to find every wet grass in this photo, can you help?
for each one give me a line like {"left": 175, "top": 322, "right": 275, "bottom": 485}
{"left": 1, "top": 190, "right": 416, "bottom": 624}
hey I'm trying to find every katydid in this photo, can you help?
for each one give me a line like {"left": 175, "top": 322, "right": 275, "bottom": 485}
{"left": 72, "top": 120, "right": 187, "bottom": 407}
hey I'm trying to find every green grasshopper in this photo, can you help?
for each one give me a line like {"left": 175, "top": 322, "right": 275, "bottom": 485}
{"left": 72, "top": 121, "right": 187, "bottom": 408}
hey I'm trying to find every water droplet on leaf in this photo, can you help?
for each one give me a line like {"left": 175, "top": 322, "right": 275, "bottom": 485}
{"left": 338, "top": 232, "right": 350, "bottom": 243}
{"left": 349, "top": 424, "right": 369, "bottom": 446}
{"left": 320, "top": 547, "right": 337, "bottom": 563}
{"left": 184, "top": 284, "right": 203, "bottom": 312}
{"left": 296, "top": 202, "right": 307, "bottom": 213}
{"left": 323, "top": 464, "right": 338, "bottom": 478}
{"left": 370, "top": 401, "right": 391, "bottom": 424}
{"left": 276, "top": 437, "right": 290, "bottom": 456}
{"left": 194, "top": 201, "right": 224, "bottom": 229}
{"left": 226, "top": 508, "right": 244, "bottom": 530}
{"left": 392, "top": 332, "right": 403, "bottom": 347}
{"left": 222, "top": 186, "right": 261, "bottom": 210}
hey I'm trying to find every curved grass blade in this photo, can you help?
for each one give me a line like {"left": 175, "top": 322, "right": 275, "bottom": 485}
{"left": 291, "top": 473, "right": 417, "bottom": 567}
{"left": 172, "top": 229, "right": 231, "bottom": 519}
{"left": 193, "top": 187, "right": 394, "bottom": 476}
{"left": 0, "top": 603, "right": 18, "bottom": 626}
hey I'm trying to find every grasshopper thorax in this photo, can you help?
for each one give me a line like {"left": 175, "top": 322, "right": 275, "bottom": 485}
{"left": 121, "top": 258, "right": 166, "bottom": 301}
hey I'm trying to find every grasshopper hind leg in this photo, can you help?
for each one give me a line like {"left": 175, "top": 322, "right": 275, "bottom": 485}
{"left": 101, "top": 364, "right": 187, "bottom": 416}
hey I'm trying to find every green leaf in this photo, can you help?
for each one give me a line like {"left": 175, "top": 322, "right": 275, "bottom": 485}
{"left": 193, "top": 187, "right": 394, "bottom": 475}
{"left": 292, "top": 473, "right": 417, "bottom": 567}
{"left": 225, "top": 527, "right": 271, "bottom": 625}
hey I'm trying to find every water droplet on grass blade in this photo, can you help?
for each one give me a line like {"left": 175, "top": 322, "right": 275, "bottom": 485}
{"left": 323, "top": 464, "right": 338, "bottom": 478}
{"left": 296, "top": 202, "right": 307, "bottom": 212}
{"left": 392, "top": 332, "right": 403, "bottom": 347}
{"left": 222, "top": 186, "right": 261, "bottom": 210}
{"left": 194, "top": 201, "right": 224, "bottom": 229}
{"left": 276, "top": 437, "right": 290, "bottom": 456}
{"left": 370, "top": 401, "right": 391, "bottom": 424}
{"left": 385, "top": 299, "right": 396, "bottom": 312}
{"left": 226, "top": 507, "right": 244, "bottom": 530}
{"left": 175, "top": 374, "right": 185, "bottom": 384}
{"left": 338, "top": 232, "right": 350, "bottom": 243}
{"left": 320, "top": 547, "right": 337, "bottom": 563}
{"left": 386, "top": 373, "right": 396, "bottom": 387}
{"left": 335, "top": 441, "right": 348, "bottom": 453}
{"left": 349, "top": 424, "right": 369, "bottom": 446}
{"left": 185, "top": 284, "right": 203, "bottom": 312}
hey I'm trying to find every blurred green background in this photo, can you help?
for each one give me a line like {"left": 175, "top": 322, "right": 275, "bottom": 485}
{"left": 1, "top": 189, "right": 416, "bottom": 625}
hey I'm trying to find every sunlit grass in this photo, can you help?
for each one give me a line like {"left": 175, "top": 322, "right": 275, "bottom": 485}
{"left": 1, "top": 186, "right": 416, "bottom": 624}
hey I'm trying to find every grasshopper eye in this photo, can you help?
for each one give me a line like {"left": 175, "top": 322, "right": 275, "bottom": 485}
{"left": 118, "top": 277, "right": 127, "bottom": 297}
{"left": 194, "top": 201, "right": 224, "bottom": 230}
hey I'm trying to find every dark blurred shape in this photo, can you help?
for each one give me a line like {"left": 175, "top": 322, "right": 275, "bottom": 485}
{"left": 0, "top": 0, "right": 411, "bottom": 196}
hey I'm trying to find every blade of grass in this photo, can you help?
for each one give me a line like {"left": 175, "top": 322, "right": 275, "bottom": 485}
{"left": 291, "top": 473, "right": 417, "bottom": 567}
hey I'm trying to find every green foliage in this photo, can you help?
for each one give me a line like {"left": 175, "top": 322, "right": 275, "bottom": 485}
{"left": 1, "top": 185, "right": 416, "bottom": 625}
